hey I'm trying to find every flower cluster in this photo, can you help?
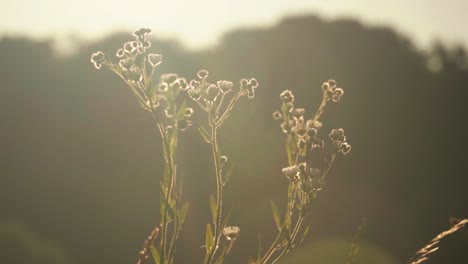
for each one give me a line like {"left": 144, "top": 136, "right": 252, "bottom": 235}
{"left": 222, "top": 226, "right": 240, "bottom": 241}
{"left": 187, "top": 70, "right": 258, "bottom": 118}
{"left": 90, "top": 28, "right": 163, "bottom": 85}
{"left": 274, "top": 90, "right": 324, "bottom": 154}
{"left": 329, "top": 128, "right": 351, "bottom": 155}
{"left": 322, "top": 79, "right": 344, "bottom": 102}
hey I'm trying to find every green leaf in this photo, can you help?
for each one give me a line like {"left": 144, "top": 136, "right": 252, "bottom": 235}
{"left": 176, "top": 100, "right": 187, "bottom": 120}
{"left": 150, "top": 245, "right": 161, "bottom": 264}
{"left": 205, "top": 224, "right": 214, "bottom": 254}
{"left": 270, "top": 201, "right": 282, "bottom": 231}
{"left": 210, "top": 195, "right": 217, "bottom": 223}
{"left": 300, "top": 226, "right": 310, "bottom": 244}
{"left": 222, "top": 161, "right": 236, "bottom": 186}
{"left": 161, "top": 138, "right": 169, "bottom": 163}
{"left": 179, "top": 202, "right": 189, "bottom": 226}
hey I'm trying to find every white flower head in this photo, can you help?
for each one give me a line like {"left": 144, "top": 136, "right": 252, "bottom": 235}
{"left": 222, "top": 226, "right": 240, "bottom": 241}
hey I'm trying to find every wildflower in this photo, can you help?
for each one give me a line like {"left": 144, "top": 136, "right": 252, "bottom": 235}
{"left": 134, "top": 28, "right": 151, "bottom": 41}
{"left": 340, "top": 142, "right": 352, "bottom": 155}
{"left": 197, "top": 69, "right": 209, "bottom": 79}
{"left": 242, "top": 78, "right": 258, "bottom": 99}
{"left": 280, "top": 90, "right": 294, "bottom": 102}
{"left": 124, "top": 41, "right": 137, "bottom": 53}
{"left": 329, "top": 128, "right": 346, "bottom": 142}
{"left": 148, "top": 53, "right": 162, "bottom": 67}
{"left": 178, "top": 78, "right": 189, "bottom": 91}
{"left": 188, "top": 87, "right": 202, "bottom": 101}
{"left": 205, "top": 84, "right": 220, "bottom": 101}
{"left": 90, "top": 51, "right": 106, "bottom": 69}
{"left": 222, "top": 226, "right": 240, "bottom": 241}
{"left": 332, "top": 88, "right": 344, "bottom": 102}
{"left": 217, "top": 80, "right": 233, "bottom": 93}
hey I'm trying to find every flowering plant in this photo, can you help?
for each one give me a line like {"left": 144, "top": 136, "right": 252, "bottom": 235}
{"left": 91, "top": 28, "right": 350, "bottom": 264}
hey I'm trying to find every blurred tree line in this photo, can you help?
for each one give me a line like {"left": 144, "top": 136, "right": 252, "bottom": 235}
{"left": 1, "top": 15, "right": 467, "bottom": 264}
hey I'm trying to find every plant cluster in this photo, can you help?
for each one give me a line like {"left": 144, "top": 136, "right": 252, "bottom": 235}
{"left": 91, "top": 28, "right": 350, "bottom": 264}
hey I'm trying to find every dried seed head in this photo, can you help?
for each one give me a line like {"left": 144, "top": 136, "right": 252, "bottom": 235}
{"left": 332, "top": 88, "right": 344, "bottom": 102}
{"left": 205, "top": 84, "right": 220, "bottom": 101}
{"left": 148, "top": 53, "right": 162, "bottom": 67}
{"left": 197, "top": 69, "right": 209, "bottom": 79}
{"left": 222, "top": 226, "right": 240, "bottom": 241}
{"left": 178, "top": 78, "right": 188, "bottom": 91}
{"left": 124, "top": 41, "right": 137, "bottom": 53}
{"left": 188, "top": 88, "right": 202, "bottom": 101}
{"left": 217, "top": 80, "right": 233, "bottom": 93}
{"left": 134, "top": 28, "right": 151, "bottom": 39}
{"left": 340, "top": 142, "right": 352, "bottom": 155}
{"left": 280, "top": 90, "right": 294, "bottom": 102}
{"left": 90, "top": 51, "right": 106, "bottom": 69}
{"left": 329, "top": 128, "right": 346, "bottom": 142}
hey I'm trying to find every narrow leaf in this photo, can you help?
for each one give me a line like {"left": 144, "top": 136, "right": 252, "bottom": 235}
{"left": 222, "top": 161, "right": 236, "bottom": 186}
{"left": 210, "top": 195, "right": 217, "bottom": 223}
{"left": 179, "top": 202, "right": 189, "bottom": 226}
{"left": 205, "top": 224, "right": 214, "bottom": 253}
{"left": 196, "top": 124, "right": 211, "bottom": 143}
{"left": 150, "top": 245, "right": 161, "bottom": 264}
{"left": 270, "top": 201, "right": 282, "bottom": 231}
{"left": 176, "top": 100, "right": 187, "bottom": 120}
{"left": 299, "top": 226, "right": 310, "bottom": 245}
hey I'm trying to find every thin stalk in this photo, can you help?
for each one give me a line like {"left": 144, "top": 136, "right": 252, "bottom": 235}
{"left": 216, "top": 91, "right": 244, "bottom": 127}
{"left": 270, "top": 216, "right": 304, "bottom": 264}
{"left": 312, "top": 94, "right": 327, "bottom": 123}
{"left": 205, "top": 116, "right": 223, "bottom": 264}
{"left": 260, "top": 233, "right": 282, "bottom": 263}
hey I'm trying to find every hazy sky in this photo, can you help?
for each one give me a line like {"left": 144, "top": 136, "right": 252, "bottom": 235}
{"left": 2, "top": 0, "right": 467, "bottom": 51}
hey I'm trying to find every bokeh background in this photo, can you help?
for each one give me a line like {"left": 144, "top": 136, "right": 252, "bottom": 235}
{"left": 1, "top": 1, "right": 468, "bottom": 263}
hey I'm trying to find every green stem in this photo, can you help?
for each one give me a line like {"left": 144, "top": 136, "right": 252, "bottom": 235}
{"left": 205, "top": 116, "right": 223, "bottom": 264}
{"left": 312, "top": 93, "right": 327, "bottom": 123}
